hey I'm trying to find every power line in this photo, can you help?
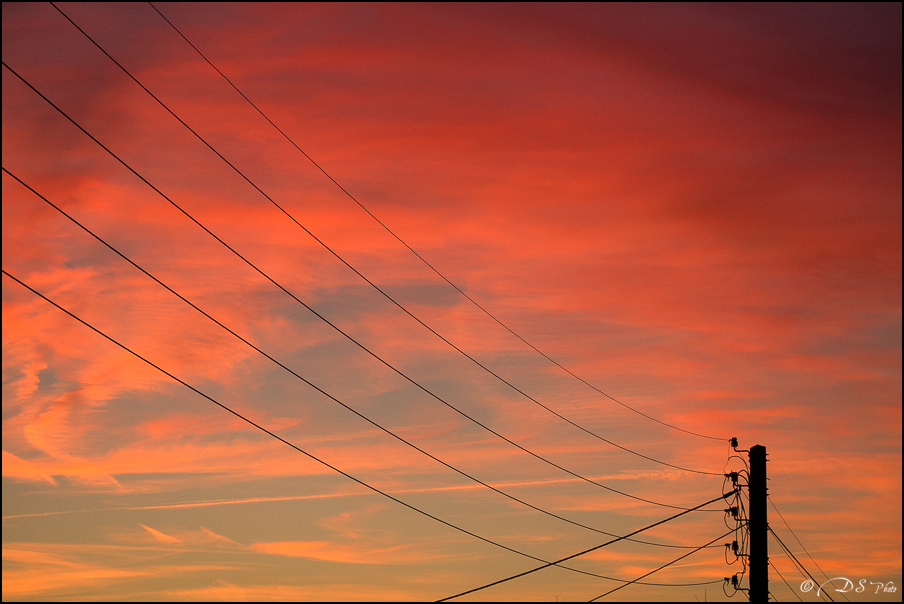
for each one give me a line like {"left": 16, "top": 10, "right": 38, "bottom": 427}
{"left": 770, "top": 527, "right": 834, "bottom": 603}
{"left": 2, "top": 165, "right": 714, "bottom": 549}
{"left": 587, "top": 527, "right": 738, "bottom": 601}
{"left": 770, "top": 559, "right": 804, "bottom": 602}
{"left": 48, "top": 0, "right": 725, "bottom": 475}
{"left": 769, "top": 496, "right": 849, "bottom": 602}
{"left": 436, "top": 490, "right": 737, "bottom": 602}
{"left": 1, "top": 58, "right": 714, "bottom": 512}
{"left": 0, "top": 267, "right": 735, "bottom": 591}
{"left": 146, "top": 1, "right": 727, "bottom": 445}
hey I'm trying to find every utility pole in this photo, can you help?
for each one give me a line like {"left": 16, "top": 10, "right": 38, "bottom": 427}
{"left": 748, "top": 444, "right": 768, "bottom": 602}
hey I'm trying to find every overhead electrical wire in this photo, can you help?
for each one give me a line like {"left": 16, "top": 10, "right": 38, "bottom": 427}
{"left": 145, "top": 0, "right": 728, "bottom": 444}
{"left": 2, "top": 5, "right": 802, "bottom": 599}
{"left": 2, "top": 165, "right": 713, "bottom": 548}
{"left": 770, "top": 527, "right": 834, "bottom": 603}
{"left": 769, "top": 496, "right": 848, "bottom": 602}
{"left": 587, "top": 527, "right": 738, "bottom": 601}
{"left": 770, "top": 559, "right": 804, "bottom": 602}
{"left": 4, "top": 6, "right": 744, "bottom": 595}
{"left": 2, "top": 58, "right": 717, "bottom": 512}
{"left": 0, "top": 267, "right": 736, "bottom": 593}
{"left": 436, "top": 490, "right": 737, "bottom": 602}
{"left": 47, "top": 0, "right": 725, "bottom": 477}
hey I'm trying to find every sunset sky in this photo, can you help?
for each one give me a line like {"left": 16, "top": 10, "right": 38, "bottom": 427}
{"left": 2, "top": 2, "right": 901, "bottom": 601}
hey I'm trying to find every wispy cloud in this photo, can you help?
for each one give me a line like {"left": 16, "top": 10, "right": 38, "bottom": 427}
{"left": 139, "top": 524, "right": 183, "bottom": 544}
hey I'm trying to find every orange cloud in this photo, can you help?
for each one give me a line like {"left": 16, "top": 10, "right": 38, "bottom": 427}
{"left": 2, "top": 545, "right": 145, "bottom": 600}
{"left": 139, "top": 524, "right": 183, "bottom": 544}
{"left": 251, "top": 540, "right": 430, "bottom": 565}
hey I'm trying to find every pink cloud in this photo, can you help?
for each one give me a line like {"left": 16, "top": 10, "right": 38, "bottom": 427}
{"left": 2, "top": 2, "right": 899, "bottom": 601}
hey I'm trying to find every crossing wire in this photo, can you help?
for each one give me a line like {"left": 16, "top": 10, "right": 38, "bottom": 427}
{"left": 770, "top": 559, "right": 805, "bottom": 602}
{"left": 146, "top": 1, "right": 728, "bottom": 445}
{"left": 587, "top": 526, "right": 738, "bottom": 601}
{"left": 48, "top": 0, "right": 725, "bottom": 476}
{"left": 770, "top": 527, "right": 835, "bottom": 603}
{"left": 0, "top": 268, "right": 736, "bottom": 592}
{"left": 2, "top": 165, "right": 713, "bottom": 548}
{"left": 1, "top": 58, "right": 717, "bottom": 511}
{"left": 769, "top": 496, "right": 850, "bottom": 602}
{"left": 436, "top": 490, "right": 737, "bottom": 601}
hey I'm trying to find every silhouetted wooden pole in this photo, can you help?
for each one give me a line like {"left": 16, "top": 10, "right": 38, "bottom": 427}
{"left": 749, "top": 444, "right": 768, "bottom": 602}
